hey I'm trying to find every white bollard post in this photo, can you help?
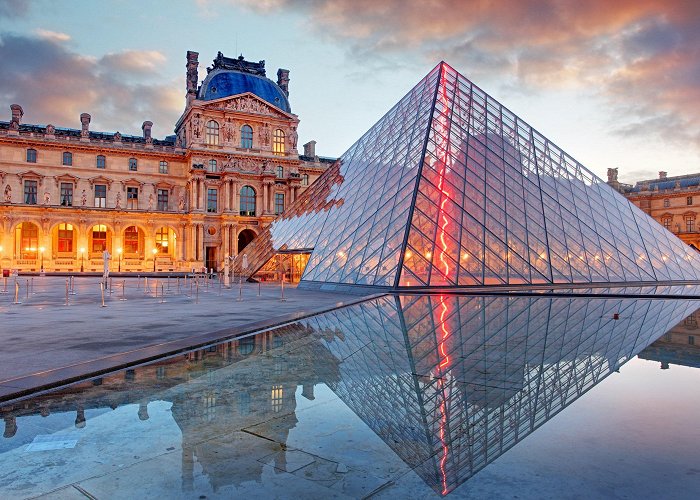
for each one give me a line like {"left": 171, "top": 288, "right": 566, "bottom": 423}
{"left": 65, "top": 278, "right": 69, "bottom": 306}
{"left": 237, "top": 276, "right": 243, "bottom": 301}
{"left": 100, "top": 282, "right": 106, "bottom": 307}
{"left": 120, "top": 280, "right": 127, "bottom": 301}
{"left": 280, "top": 276, "right": 286, "bottom": 302}
{"left": 160, "top": 284, "right": 166, "bottom": 303}
{"left": 1, "top": 276, "right": 8, "bottom": 294}
{"left": 13, "top": 279, "right": 21, "bottom": 305}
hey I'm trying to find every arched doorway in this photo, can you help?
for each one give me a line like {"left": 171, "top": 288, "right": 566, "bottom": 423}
{"left": 237, "top": 229, "right": 256, "bottom": 253}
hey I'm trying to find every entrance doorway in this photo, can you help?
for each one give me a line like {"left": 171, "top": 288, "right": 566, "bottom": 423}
{"left": 205, "top": 246, "right": 217, "bottom": 272}
{"left": 238, "top": 229, "right": 256, "bottom": 253}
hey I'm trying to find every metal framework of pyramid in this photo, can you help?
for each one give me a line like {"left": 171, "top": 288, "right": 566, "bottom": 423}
{"left": 237, "top": 62, "right": 700, "bottom": 289}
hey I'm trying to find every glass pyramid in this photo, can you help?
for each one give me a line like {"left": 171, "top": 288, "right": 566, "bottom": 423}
{"left": 237, "top": 62, "right": 700, "bottom": 289}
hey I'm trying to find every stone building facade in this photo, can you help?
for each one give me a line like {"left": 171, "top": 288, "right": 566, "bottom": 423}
{"left": 0, "top": 51, "right": 333, "bottom": 273}
{"left": 608, "top": 168, "right": 700, "bottom": 251}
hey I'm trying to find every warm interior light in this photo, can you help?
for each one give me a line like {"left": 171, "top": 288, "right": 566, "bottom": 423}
{"left": 152, "top": 248, "right": 158, "bottom": 254}
{"left": 80, "top": 248, "right": 85, "bottom": 254}
{"left": 117, "top": 247, "right": 123, "bottom": 254}
{"left": 425, "top": 251, "right": 432, "bottom": 259}
{"left": 461, "top": 253, "right": 469, "bottom": 260}
{"left": 40, "top": 246, "right": 45, "bottom": 253}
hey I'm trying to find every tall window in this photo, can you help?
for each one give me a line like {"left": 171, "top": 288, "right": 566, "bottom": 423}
{"left": 60, "top": 183, "right": 73, "bottom": 206}
{"left": 94, "top": 184, "right": 107, "bottom": 208}
{"left": 208, "top": 159, "right": 217, "bottom": 173}
{"left": 96, "top": 155, "right": 106, "bottom": 169}
{"left": 663, "top": 198, "right": 670, "bottom": 208}
{"left": 686, "top": 217, "right": 695, "bottom": 233}
{"left": 92, "top": 224, "right": 107, "bottom": 252}
{"left": 276, "top": 166, "right": 284, "bottom": 178}
{"left": 207, "top": 188, "right": 218, "bottom": 213}
{"left": 206, "top": 120, "right": 219, "bottom": 145}
{"left": 239, "top": 185, "right": 256, "bottom": 216}
{"left": 26, "top": 148, "right": 37, "bottom": 163}
{"left": 271, "top": 385, "right": 283, "bottom": 413}
{"left": 62, "top": 152, "right": 73, "bottom": 166}
{"left": 159, "top": 160, "right": 168, "bottom": 174}
{"left": 128, "top": 158, "right": 137, "bottom": 171}
{"left": 302, "top": 174, "right": 309, "bottom": 186}
{"left": 19, "top": 223, "right": 38, "bottom": 259}
{"left": 274, "top": 193, "right": 285, "bottom": 215}
{"left": 240, "top": 125, "right": 253, "bottom": 148}
{"left": 127, "top": 187, "right": 138, "bottom": 209}
{"left": 663, "top": 218, "right": 671, "bottom": 230}
{"left": 273, "top": 129, "right": 285, "bottom": 155}
{"left": 124, "top": 226, "right": 139, "bottom": 253}
{"left": 157, "top": 189, "right": 168, "bottom": 211}
{"left": 688, "top": 196, "right": 693, "bottom": 206}
{"left": 155, "top": 227, "right": 170, "bottom": 254}
{"left": 57, "top": 223, "right": 74, "bottom": 252}
{"left": 24, "top": 180, "right": 37, "bottom": 204}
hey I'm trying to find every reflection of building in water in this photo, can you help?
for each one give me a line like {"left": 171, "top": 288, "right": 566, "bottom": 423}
{"left": 639, "top": 308, "right": 700, "bottom": 369}
{"left": 0, "top": 324, "right": 342, "bottom": 492}
{"left": 298, "top": 294, "right": 698, "bottom": 495}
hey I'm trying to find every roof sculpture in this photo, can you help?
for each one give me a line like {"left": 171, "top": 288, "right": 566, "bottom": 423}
{"left": 236, "top": 62, "right": 700, "bottom": 290}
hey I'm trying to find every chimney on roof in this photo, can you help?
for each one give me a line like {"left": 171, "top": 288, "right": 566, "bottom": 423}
{"left": 186, "top": 50, "right": 199, "bottom": 105}
{"left": 80, "top": 113, "right": 91, "bottom": 141}
{"left": 9, "top": 104, "right": 22, "bottom": 133}
{"left": 659, "top": 171, "right": 667, "bottom": 179}
{"left": 303, "top": 140, "right": 316, "bottom": 158}
{"left": 277, "top": 68, "right": 290, "bottom": 97}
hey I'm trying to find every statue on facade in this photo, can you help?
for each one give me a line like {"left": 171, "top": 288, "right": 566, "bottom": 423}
{"left": 80, "top": 190, "right": 87, "bottom": 207}
{"left": 289, "top": 126, "right": 298, "bottom": 149}
{"left": 224, "top": 119, "right": 234, "bottom": 143}
{"left": 192, "top": 113, "right": 201, "bottom": 138}
{"left": 45, "top": 124, "right": 55, "bottom": 135}
{"left": 178, "top": 194, "right": 186, "bottom": 212}
{"left": 113, "top": 131, "right": 122, "bottom": 142}
{"left": 259, "top": 123, "right": 270, "bottom": 146}
{"left": 4, "top": 184, "right": 11, "bottom": 203}
{"left": 148, "top": 193, "right": 154, "bottom": 211}
{"left": 175, "top": 134, "right": 183, "bottom": 148}
{"left": 115, "top": 191, "right": 122, "bottom": 209}
{"left": 43, "top": 192, "right": 50, "bottom": 205}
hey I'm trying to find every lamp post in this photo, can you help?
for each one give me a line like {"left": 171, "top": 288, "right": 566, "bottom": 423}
{"left": 152, "top": 247, "right": 157, "bottom": 272}
{"left": 117, "top": 247, "right": 122, "bottom": 272}
{"left": 80, "top": 247, "right": 85, "bottom": 272}
{"left": 39, "top": 246, "right": 45, "bottom": 274}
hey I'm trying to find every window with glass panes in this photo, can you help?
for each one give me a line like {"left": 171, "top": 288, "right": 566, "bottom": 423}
{"left": 302, "top": 174, "right": 309, "bottom": 186}
{"left": 159, "top": 160, "right": 168, "bottom": 174}
{"left": 208, "top": 159, "right": 217, "bottom": 172}
{"left": 96, "top": 155, "right": 106, "bottom": 169}
{"left": 92, "top": 224, "right": 107, "bottom": 252}
{"left": 663, "top": 198, "right": 670, "bottom": 208}
{"left": 128, "top": 158, "right": 137, "bottom": 171}
{"left": 273, "top": 129, "right": 285, "bottom": 155}
{"left": 26, "top": 148, "right": 37, "bottom": 163}
{"left": 663, "top": 218, "right": 671, "bottom": 230}
{"left": 24, "top": 180, "right": 37, "bottom": 204}
{"left": 240, "top": 185, "right": 256, "bottom": 215}
{"left": 60, "top": 183, "right": 73, "bottom": 206}
{"left": 240, "top": 125, "right": 253, "bottom": 148}
{"left": 686, "top": 217, "right": 695, "bottom": 232}
{"left": 157, "top": 189, "right": 168, "bottom": 211}
{"left": 127, "top": 187, "right": 138, "bottom": 209}
{"left": 155, "top": 227, "right": 169, "bottom": 253}
{"left": 206, "top": 120, "right": 219, "bottom": 145}
{"left": 274, "top": 192, "right": 285, "bottom": 215}
{"left": 688, "top": 196, "right": 693, "bottom": 205}
{"left": 57, "top": 223, "right": 74, "bottom": 252}
{"left": 94, "top": 184, "right": 106, "bottom": 208}
{"left": 276, "top": 166, "right": 283, "bottom": 178}
{"left": 124, "top": 226, "right": 139, "bottom": 253}
{"left": 62, "top": 152, "right": 72, "bottom": 166}
{"left": 207, "top": 188, "right": 217, "bottom": 213}
{"left": 20, "top": 223, "right": 38, "bottom": 258}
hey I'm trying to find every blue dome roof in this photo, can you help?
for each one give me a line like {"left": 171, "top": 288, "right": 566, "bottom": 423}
{"left": 199, "top": 69, "right": 291, "bottom": 113}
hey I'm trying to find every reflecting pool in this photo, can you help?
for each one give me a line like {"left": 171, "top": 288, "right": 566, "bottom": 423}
{"left": 2, "top": 294, "right": 700, "bottom": 499}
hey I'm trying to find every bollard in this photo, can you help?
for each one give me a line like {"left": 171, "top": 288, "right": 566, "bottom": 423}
{"left": 189, "top": 277, "right": 193, "bottom": 298}
{"left": 167, "top": 275, "right": 171, "bottom": 291}
{"left": 258, "top": 281, "right": 261, "bottom": 297}
{"left": 26, "top": 279, "right": 29, "bottom": 300}
{"left": 219, "top": 274, "right": 222, "bottom": 296}
{"left": 64, "top": 278, "right": 69, "bottom": 306}
{"left": 120, "top": 280, "right": 127, "bottom": 301}
{"left": 177, "top": 277, "right": 181, "bottom": 294}
{"left": 195, "top": 279, "right": 199, "bottom": 304}
{"left": 154, "top": 280, "right": 159, "bottom": 298}
{"left": 280, "top": 276, "right": 286, "bottom": 302}
{"left": 160, "top": 284, "right": 166, "bottom": 303}
{"left": 144, "top": 276, "right": 149, "bottom": 294}
{"left": 109, "top": 278, "right": 113, "bottom": 295}
{"left": 13, "top": 279, "right": 21, "bottom": 305}
{"left": 100, "top": 282, "right": 106, "bottom": 307}
{"left": 31, "top": 277, "right": 35, "bottom": 295}
{"left": 69, "top": 275, "right": 76, "bottom": 295}
{"left": 1, "top": 276, "right": 8, "bottom": 294}
{"left": 137, "top": 274, "right": 141, "bottom": 290}
{"left": 237, "top": 276, "right": 243, "bottom": 302}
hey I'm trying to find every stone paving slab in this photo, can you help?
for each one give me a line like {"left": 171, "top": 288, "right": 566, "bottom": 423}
{"left": 0, "top": 276, "right": 374, "bottom": 402}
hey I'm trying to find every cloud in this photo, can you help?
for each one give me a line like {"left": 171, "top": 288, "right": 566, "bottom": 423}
{"left": 0, "top": 34, "right": 182, "bottom": 138}
{"left": 34, "top": 29, "right": 71, "bottom": 42}
{"left": 0, "top": 0, "right": 29, "bottom": 18}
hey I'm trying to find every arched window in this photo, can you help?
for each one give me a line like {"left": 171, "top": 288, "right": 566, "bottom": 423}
{"left": 206, "top": 120, "right": 219, "bottom": 145}
{"left": 18, "top": 222, "right": 38, "bottom": 259}
{"left": 240, "top": 125, "right": 253, "bottom": 148}
{"left": 208, "top": 159, "right": 217, "bottom": 172}
{"left": 128, "top": 158, "right": 137, "bottom": 171}
{"left": 57, "top": 223, "right": 74, "bottom": 252}
{"left": 276, "top": 165, "right": 284, "bottom": 178}
{"left": 124, "top": 226, "right": 139, "bottom": 254}
{"left": 273, "top": 129, "right": 285, "bottom": 155}
{"left": 92, "top": 224, "right": 108, "bottom": 252}
{"left": 302, "top": 174, "right": 309, "bottom": 186}
{"left": 26, "top": 148, "right": 37, "bottom": 163}
{"left": 96, "top": 155, "right": 106, "bottom": 169}
{"left": 62, "top": 152, "right": 73, "bottom": 166}
{"left": 240, "top": 185, "right": 256, "bottom": 216}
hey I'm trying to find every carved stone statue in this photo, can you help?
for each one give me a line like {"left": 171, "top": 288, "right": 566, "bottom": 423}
{"left": 113, "top": 131, "right": 122, "bottom": 142}
{"left": 43, "top": 192, "right": 50, "bottom": 205}
{"left": 259, "top": 123, "right": 271, "bottom": 146}
{"left": 4, "top": 184, "right": 11, "bottom": 203}
{"left": 192, "top": 113, "right": 201, "bottom": 138}
{"left": 178, "top": 195, "right": 186, "bottom": 212}
{"left": 289, "top": 126, "right": 298, "bottom": 149}
{"left": 224, "top": 119, "right": 234, "bottom": 143}
{"left": 148, "top": 193, "right": 154, "bottom": 211}
{"left": 175, "top": 134, "right": 183, "bottom": 148}
{"left": 45, "top": 124, "right": 55, "bottom": 135}
{"left": 80, "top": 190, "right": 87, "bottom": 207}
{"left": 115, "top": 191, "right": 122, "bottom": 209}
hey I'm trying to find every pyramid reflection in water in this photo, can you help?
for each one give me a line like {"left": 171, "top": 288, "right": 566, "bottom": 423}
{"left": 236, "top": 62, "right": 700, "bottom": 289}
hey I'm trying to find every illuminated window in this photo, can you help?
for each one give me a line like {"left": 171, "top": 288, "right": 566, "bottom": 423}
{"left": 155, "top": 227, "right": 170, "bottom": 254}
{"left": 206, "top": 120, "right": 219, "bottom": 145}
{"left": 159, "top": 160, "right": 168, "bottom": 174}
{"left": 124, "top": 226, "right": 139, "bottom": 253}
{"left": 273, "top": 129, "right": 285, "bottom": 155}
{"left": 274, "top": 193, "right": 285, "bottom": 215}
{"left": 92, "top": 224, "right": 107, "bottom": 252}
{"left": 57, "top": 223, "right": 74, "bottom": 252}
{"left": 157, "top": 189, "right": 168, "bottom": 211}
{"left": 240, "top": 185, "right": 256, "bottom": 216}
{"left": 240, "top": 125, "right": 253, "bottom": 148}
{"left": 128, "top": 158, "right": 138, "bottom": 171}
{"left": 19, "top": 223, "right": 38, "bottom": 259}
{"left": 96, "top": 155, "right": 106, "bottom": 169}
{"left": 26, "top": 148, "right": 37, "bottom": 163}
{"left": 60, "top": 183, "right": 73, "bottom": 206}
{"left": 127, "top": 187, "right": 138, "bottom": 209}
{"left": 208, "top": 159, "right": 217, "bottom": 173}
{"left": 207, "top": 188, "right": 217, "bottom": 213}
{"left": 663, "top": 198, "right": 670, "bottom": 208}
{"left": 276, "top": 166, "right": 284, "bottom": 178}
{"left": 24, "top": 180, "right": 37, "bottom": 204}
{"left": 203, "top": 391, "right": 216, "bottom": 421}
{"left": 62, "top": 152, "right": 72, "bottom": 166}
{"left": 302, "top": 174, "right": 309, "bottom": 186}
{"left": 94, "top": 184, "right": 106, "bottom": 208}
{"left": 271, "top": 385, "right": 283, "bottom": 413}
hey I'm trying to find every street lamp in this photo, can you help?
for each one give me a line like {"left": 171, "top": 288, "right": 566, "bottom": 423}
{"left": 39, "top": 246, "right": 45, "bottom": 273}
{"left": 80, "top": 247, "right": 85, "bottom": 272}
{"left": 117, "top": 247, "right": 122, "bottom": 272}
{"left": 152, "top": 247, "right": 157, "bottom": 272}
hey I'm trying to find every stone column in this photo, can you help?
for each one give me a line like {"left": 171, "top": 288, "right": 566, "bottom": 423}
{"left": 262, "top": 182, "right": 268, "bottom": 215}
{"left": 179, "top": 224, "right": 187, "bottom": 263}
{"left": 232, "top": 182, "right": 239, "bottom": 214}
{"left": 197, "top": 224, "right": 204, "bottom": 265}
{"left": 198, "top": 180, "right": 205, "bottom": 211}
{"left": 256, "top": 191, "right": 263, "bottom": 217}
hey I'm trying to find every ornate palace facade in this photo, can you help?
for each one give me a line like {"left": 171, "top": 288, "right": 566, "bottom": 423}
{"left": 0, "top": 51, "right": 332, "bottom": 273}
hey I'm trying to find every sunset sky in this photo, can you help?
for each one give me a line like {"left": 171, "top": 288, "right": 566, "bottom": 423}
{"left": 1, "top": 0, "right": 699, "bottom": 183}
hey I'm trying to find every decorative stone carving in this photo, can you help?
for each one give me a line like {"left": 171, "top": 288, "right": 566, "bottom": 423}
{"left": 175, "top": 134, "right": 183, "bottom": 148}
{"left": 192, "top": 113, "right": 201, "bottom": 139}
{"left": 148, "top": 193, "right": 154, "bottom": 211}
{"left": 113, "top": 131, "right": 122, "bottom": 142}
{"left": 43, "top": 192, "right": 50, "bottom": 205}
{"left": 289, "top": 125, "right": 298, "bottom": 150}
{"left": 115, "top": 191, "right": 122, "bottom": 209}
{"left": 259, "top": 123, "right": 270, "bottom": 146}
{"left": 45, "top": 124, "right": 55, "bottom": 136}
{"left": 4, "top": 184, "right": 11, "bottom": 203}
{"left": 224, "top": 118, "right": 235, "bottom": 143}
{"left": 80, "top": 190, "right": 87, "bottom": 207}
{"left": 178, "top": 194, "right": 186, "bottom": 212}
{"left": 225, "top": 96, "right": 274, "bottom": 115}
{"left": 80, "top": 113, "right": 91, "bottom": 138}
